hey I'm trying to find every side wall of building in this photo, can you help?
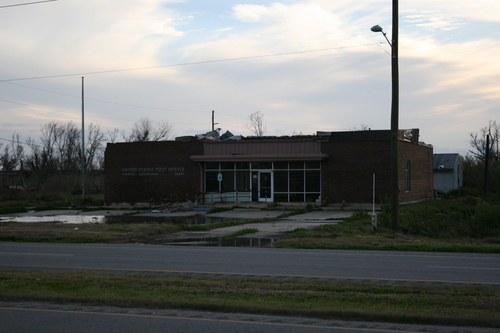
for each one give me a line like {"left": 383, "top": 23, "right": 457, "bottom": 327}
{"left": 320, "top": 140, "right": 433, "bottom": 204}
{"left": 398, "top": 141, "right": 434, "bottom": 202}
{"left": 104, "top": 141, "right": 203, "bottom": 205}
{"left": 321, "top": 140, "right": 392, "bottom": 204}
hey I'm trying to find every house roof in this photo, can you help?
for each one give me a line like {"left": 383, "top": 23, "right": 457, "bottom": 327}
{"left": 433, "top": 153, "right": 460, "bottom": 170}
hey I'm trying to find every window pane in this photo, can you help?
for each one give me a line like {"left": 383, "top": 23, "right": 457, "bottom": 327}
{"left": 235, "top": 162, "right": 250, "bottom": 170}
{"left": 274, "top": 162, "right": 288, "bottom": 169}
{"left": 274, "top": 171, "right": 288, "bottom": 192}
{"left": 251, "top": 162, "right": 272, "bottom": 169}
{"left": 206, "top": 171, "right": 219, "bottom": 192}
{"left": 289, "top": 193, "right": 304, "bottom": 202}
{"left": 205, "top": 162, "right": 219, "bottom": 170}
{"left": 305, "top": 171, "right": 321, "bottom": 192}
{"left": 221, "top": 171, "right": 234, "bottom": 192}
{"left": 306, "top": 193, "right": 320, "bottom": 202}
{"left": 305, "top": 161, "right": 320, "bottom": 169}
{"left": 235, "top": 171, "right": 250, "bottom": 192}
{"left": 220, "top": 162, "right": 234, "bottom": 170}
{"left": 274, "top": 193, "right": 289, "bottom": 202}
{"left": 289, "top": 171, "right": 304, "bottom": 192}
{"left": 289, "top": 161, "right": 304, "bottom": 169}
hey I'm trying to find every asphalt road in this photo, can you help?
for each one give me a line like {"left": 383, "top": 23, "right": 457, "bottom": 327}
{"left": 1, "top": 243, "right": 499, "bottom": 285}
{"left": 1, "top": 302, "right": 498, "bottom": 333}
{"left": 1, "top": 243, "right": 500, "bottom": 332}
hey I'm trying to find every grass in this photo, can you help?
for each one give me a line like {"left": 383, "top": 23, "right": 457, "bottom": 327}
{"left": 276, "top": 203, "right": 500, "bottom": 253}
{"left": 0, "top": 270, "right": 498, "bottom": 328}
{"left": 221, "top": 228, "right": 259, "bottom": 240}
{"left": 0, "top": 222, "right": 181, "bottom": 244}
{"left": 276, "top": 221, "right": 500, "bottom": 253}
{"left": 1, "top": 196, "right": 500, "bottom": 327}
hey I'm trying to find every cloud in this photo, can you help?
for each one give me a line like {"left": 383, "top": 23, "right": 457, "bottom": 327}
{"left": 0, "top": 0, "right": 499, "bottom": 159}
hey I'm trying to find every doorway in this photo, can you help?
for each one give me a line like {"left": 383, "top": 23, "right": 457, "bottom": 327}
{"left": 258, "top": 172, "right": 273, "bottom": 202}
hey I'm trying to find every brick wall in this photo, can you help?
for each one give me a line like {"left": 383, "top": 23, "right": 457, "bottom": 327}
{"left": 321, "top": 140, "right": 392, "bottom": 204}
{"left": 104, "top": 141, "right": 203, "bottom": 205}
{"left": 104, "top": 136, "right": 433, "bottom": 205}
{"left": 320, "top": 140, "right": 433, "bottom": 204}
{"left": 398, "top": 141, "right": 434, "bottom": 202}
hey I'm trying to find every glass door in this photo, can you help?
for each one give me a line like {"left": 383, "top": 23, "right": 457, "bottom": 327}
{"left": 258, "top": 172, "right": 273, "bottom": 202}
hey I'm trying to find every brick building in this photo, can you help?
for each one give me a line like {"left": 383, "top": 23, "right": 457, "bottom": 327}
{"left": 104, "top": 129, "right": 433, "bottom": 206}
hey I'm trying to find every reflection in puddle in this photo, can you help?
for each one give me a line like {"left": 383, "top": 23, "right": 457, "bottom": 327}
{"left": 0, "top": 215, "right": 105, "bottom": 224}
{"left": 168, "top": 237, "right": 276, "bottom": 247}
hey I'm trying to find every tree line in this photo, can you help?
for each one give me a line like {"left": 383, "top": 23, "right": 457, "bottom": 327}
{"left": 0, "top": 118, "right": 174, "bottom": 192}
{"left": 0, "top": 116, "right": 498, "bottom": 195}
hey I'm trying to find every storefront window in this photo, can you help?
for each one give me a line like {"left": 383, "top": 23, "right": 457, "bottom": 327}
{"left": 221, "top": 171, "right": 234, "bottom": 192}
{"left": 274, "top": 162, "right": 288, "bottom": 169}
{"left": 289, "top": 171, "right": 304, "bottom": 192}
{"left": 220, "top": 162, "right": 234, "bottom": 170}
{"left": 251, "top": 162, "right": 272, "bottom": 169}
{"left": 274, "top": 171, "right": 288, "bottom": 192}
{"left": 305, "top": 170, "right": 321, "bottom": 192}
{"left": 235, "top": 162, "right": 250, "bottom": 170}
{"left": 235, "top": 171, "right": 250, "bottom": 192}
{"left": 204, "top": 160, "right": 321, "bottom": 203}
{"left": 206, "top": 171, "right": 219, "bottom": 192}
{"left": 205, "top": 162, "right": 219, "bottom": 170}
{"left": 289, "top": 161, "right": 304, "bottom": 169}
{"left": 305, "top": 161, "right": 320, "bottom": 169}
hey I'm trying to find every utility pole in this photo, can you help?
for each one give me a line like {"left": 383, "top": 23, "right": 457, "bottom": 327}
{"left": 390, "top": 0, "right": 400, "bottom": 231}
{"left": 81, "top": 77, "right": 85, "bottom": 202}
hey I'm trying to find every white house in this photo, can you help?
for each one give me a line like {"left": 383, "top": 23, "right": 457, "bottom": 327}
{"left": 433, "top": 153, "right": 463, "bottom": 193}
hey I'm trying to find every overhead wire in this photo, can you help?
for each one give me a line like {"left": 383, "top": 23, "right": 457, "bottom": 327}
{"left": 1, "top": 42, "right": 381, "bottom": 136}
{"left": 0, "top": 0, "right": 57, "bottom": 9}
{"left": 0, "top": 43, "right": 376, "bottom": 82}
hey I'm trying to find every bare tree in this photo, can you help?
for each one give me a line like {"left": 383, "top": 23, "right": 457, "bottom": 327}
{"left": 85, "top": 123, "right": 105, "bottom": 172}
{"left": 0, "top": 133, "right": 24, "bottom": 171}
{"left": 349, "top": 124, "right": 372, "bottom": 131}
{"left": 469, "top": 120, "right": 499, "bottom": 162}
{"left": 38, "top": 121, "right": 107, "bottom": 173}
{"left": 246, "top": 111, "right": 267, "bottom": 137}
{"left": 124, "top": 117, "right": 174, "bottom": 142}
{"left": 107, "top": 128, "right": 120, "bottom": 143}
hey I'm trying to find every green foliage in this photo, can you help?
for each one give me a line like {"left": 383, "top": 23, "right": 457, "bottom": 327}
{"left": 179, "top": 221, "right": 244, "bottom": 231}
{"left": 377, "top": 198, "right": 500, "bottom": 238}
{"left": 443, "top": 187, "right": 484, "bottom": 200}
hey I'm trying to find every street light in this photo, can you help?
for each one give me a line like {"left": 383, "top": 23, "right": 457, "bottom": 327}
{"left": 372, "top": 1, "right": 399, "bottom": 232}
{"left": 371, "top": 25, "right": 392, "bottom": 47}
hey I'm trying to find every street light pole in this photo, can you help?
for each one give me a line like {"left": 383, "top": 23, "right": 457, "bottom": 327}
{"left": 391, "top": 0, "right": 399, "bottom": 232}
{"left": 372, "top": 0, "right": 399, "bottom": 231}
{"left": 81, "top": 77, "right": 85, "bottom": 202}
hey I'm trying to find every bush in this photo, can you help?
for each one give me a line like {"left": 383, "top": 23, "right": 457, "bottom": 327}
{"left": 379, "top": 199, "right": 500, "bottom": 238}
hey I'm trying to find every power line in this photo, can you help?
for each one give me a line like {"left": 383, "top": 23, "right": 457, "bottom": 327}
{"left": 0, "top": 0, "right": 57, "bottom": 9}
{"left": 0, "top": 136, "right": 43, "bottom": 148}
{"left": 0, "top": 43, "right": 375, "bottom": 82}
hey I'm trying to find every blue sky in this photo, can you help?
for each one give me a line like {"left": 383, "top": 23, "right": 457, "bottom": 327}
{"left": 1, "top": 0, "right": 499, "bottom": 156}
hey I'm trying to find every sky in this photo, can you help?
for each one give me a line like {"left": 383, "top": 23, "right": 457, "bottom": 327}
{"left": 1, "top": 0, "right": 499, "bottom": 156}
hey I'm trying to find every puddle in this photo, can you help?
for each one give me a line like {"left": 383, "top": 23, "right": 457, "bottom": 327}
{"left": 0, "top": 215, "right": 105, "bottom": 224}
{"left": 0, "top": 213, "right": 241, "bottom": 225}
{"left": 167, "top": 237, "right": 276, "bottom": 247}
